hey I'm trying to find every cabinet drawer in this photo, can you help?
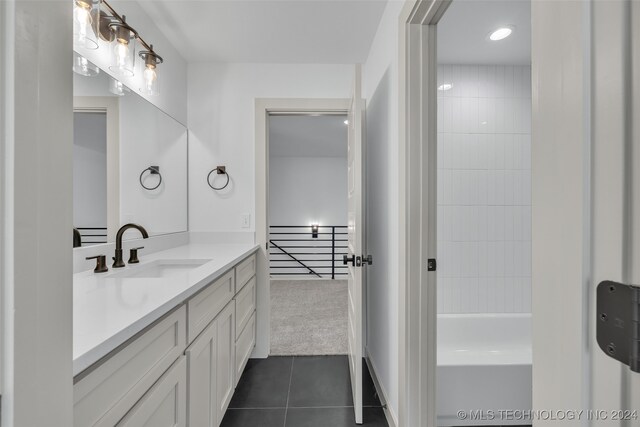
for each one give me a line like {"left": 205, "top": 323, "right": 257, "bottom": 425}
{"left": 188, "top": 270, "right": 234, "bottom": 343}
{"left": 235, "top": 311, "right": 256, "bottom": 385}
{"left": 234, "top": 254, "right": 256, "bottom": 293}
{"left": 74, "top": 306, "right": 187, "bottom": 427}
{"left": 234, "top": 276, "right": 256, "bottom": 340}
{"left": 117, "top": 356, "right": 187, "bottom": 427}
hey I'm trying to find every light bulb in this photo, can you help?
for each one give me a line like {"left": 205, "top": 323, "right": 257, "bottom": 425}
{"left": 73, "top": 0, "right": 98, "bottom": 49}
{"left": 115, "top": 42, "right": 129, "bottom": 68}
{"left": 144, "top": 66, "right": 156, "bottom": 89}
{"left": 74, "top": 6, "right": 89, "bottom": 41}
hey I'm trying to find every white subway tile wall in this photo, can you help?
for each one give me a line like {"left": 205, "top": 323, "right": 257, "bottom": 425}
{"left": 437, "top": 64, "right": 532, "bottom": 314}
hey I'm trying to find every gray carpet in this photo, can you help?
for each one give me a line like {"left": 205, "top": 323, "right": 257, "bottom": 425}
{"left": 270, "top": 279, "right": 348, "bottom": 356}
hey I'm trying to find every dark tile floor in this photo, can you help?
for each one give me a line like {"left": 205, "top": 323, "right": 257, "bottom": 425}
{"left": 222, "top": 355, "right": 388, "bottom": 427}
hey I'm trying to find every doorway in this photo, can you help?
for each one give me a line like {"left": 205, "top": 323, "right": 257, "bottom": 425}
{"left": 237, "top": 96, "right": 385, "bottom": 426}
{"left": 435, "top": 1, "right": 532, "bottom": 425}
{"left": 73, "top": 111, "right": 108, "bottom": 246}
{"left": 267, "top": 113, "right": 350, "bottom": 356}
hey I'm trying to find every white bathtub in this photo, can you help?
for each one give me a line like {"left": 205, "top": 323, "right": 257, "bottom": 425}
{"left": 437, "top": 314, "right": 532, "bottom": 426}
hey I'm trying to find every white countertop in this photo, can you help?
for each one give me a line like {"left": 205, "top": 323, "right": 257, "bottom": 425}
{"left": 73, "top": 243, "right": 259, "bottom": 376}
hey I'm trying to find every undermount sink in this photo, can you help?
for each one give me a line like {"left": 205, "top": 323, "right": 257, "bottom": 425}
{"left": 108, "top": 259, "right": 211, "bottom": 279}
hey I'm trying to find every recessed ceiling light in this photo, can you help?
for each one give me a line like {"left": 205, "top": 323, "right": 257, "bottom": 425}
{"left": 438, "top": 83, "right": 453, "bottom": 91}
{"left": 489, "top": 27, "right": 513, "bottom": 41}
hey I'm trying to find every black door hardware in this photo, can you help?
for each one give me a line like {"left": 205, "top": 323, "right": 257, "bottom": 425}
{"left": 596, "top": 280, "right": 640, "bottom": 373}
{"left": 427, "top": 258, "right": 437, "bottom": 271}
{"left": 362, "top": 255, "right": 373, "bottom": 266}
{"left": 343, "top": 254, "right": 356, "bottom": 266}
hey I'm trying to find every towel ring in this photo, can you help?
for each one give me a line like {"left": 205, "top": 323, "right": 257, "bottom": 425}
{"left": 139, "top": 166, "right": 162, "bottom": 191}
{"left": 207, "top": 166, "right": 230, "bottom": 191}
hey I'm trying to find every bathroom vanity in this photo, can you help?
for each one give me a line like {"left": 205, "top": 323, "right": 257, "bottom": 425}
{"left": 71, "top": 42, "right": 259, "bottom": 427}
{"left": 73, "top": 245, "right": 258, "bottom": 427}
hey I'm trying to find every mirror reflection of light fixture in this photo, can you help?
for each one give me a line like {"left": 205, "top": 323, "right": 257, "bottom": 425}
{"left": 108, "top": 16, "right": 137, "bottom": 77}
{"left": 311, "top": 224, "right": 319, "bottom": 239}
{"left": 73, "top": 0, "right": 100, "bottom": 49}
{"left": 109, "top": 77, "right": 129, "bottom": 96}
{"left": 72, "top": 52, "right": 100, "bottom": 77}
{"left": 139, "top": 47, "right": 163, "bottom": 96}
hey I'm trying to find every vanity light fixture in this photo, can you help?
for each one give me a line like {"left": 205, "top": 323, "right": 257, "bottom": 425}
{"left": 73, "top": 0, "right": 100, "bottom": 49}
{"left": 108, "top": 16, "right": 137, "bottom": 77}
{"left": 438, "top": 83, "right": 453, "bottom": 91}
{"left": 73, "top": 52, "right": 100, "bottom": 76}
{"left": 489, "top": 26, "right": 513, "bottom": 41}
{"left": 72, "top": 0, "right": 165, "bottom": 95}
{"left": 139, "top": 47, "right": 163, "bottom": 96}
{"left": 77, "top": 0, "right": 165, "bottom": 95}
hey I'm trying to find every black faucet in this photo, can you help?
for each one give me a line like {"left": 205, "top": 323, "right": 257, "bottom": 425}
{"left": 113, "top": 223, "right": 149, "bottom": 268}
{"left": 73, "top": 228, "right": 82, "bottom": 248}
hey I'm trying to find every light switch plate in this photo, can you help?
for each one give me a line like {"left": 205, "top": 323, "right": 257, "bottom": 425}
{"left": 240, "top": 214, "right": 251, "bottom": 229}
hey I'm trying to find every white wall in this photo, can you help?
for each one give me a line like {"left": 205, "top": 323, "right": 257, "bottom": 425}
{"left": 187, "top": 63, "right": 353, "bottom": 233}
{"left": 2, "top": 1, "right": 74, "bottom": 425}
{"left": 269, "top": 156, "right": 347, "bottom": 226}
{"left": 437, "top": 64, "right": 532, "bottom": 314}
{"left": 74, "top": 0, "right": 188, "bottom": 124}
{"left": 361, "top": 1, "right": 405, "bottom": 422}
{"left": 531, "top": 0, "right": 590, "bottom": 421}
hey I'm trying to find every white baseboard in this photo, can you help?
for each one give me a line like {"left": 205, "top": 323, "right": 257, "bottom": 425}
{"left": 365, "top": 349, "right": 399, "bottom": 427}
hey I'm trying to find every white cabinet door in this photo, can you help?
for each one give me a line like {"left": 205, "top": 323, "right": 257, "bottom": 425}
{"left": 216, "top": 302, "right": 236, "bottom": 425}
{"left": 116, "top": 357, "right": 187, "bottom": 427}
{"left": 186, "top": 317, "right": 218, "bottom": 427}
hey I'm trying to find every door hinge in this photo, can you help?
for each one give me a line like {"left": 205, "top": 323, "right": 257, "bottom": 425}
{"left": 427, "top": 258, "right": 437, "bottom": 272}
{"left": 596, "top": 280, "right": 640, "bottom": 373}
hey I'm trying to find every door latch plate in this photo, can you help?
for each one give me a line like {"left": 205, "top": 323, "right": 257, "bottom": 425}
{"left": 596, "top": 280, "right": 640, "bottom": 373}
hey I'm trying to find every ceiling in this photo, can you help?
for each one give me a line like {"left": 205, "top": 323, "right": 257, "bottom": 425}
{"left": 269, "top": 115, "right": 348, "bottom": 158}
{"left": 438, "top": 0, "right": 531, "bottom": 65}
{"left": 138, "top": 0, "right": 388, "bottom": 63}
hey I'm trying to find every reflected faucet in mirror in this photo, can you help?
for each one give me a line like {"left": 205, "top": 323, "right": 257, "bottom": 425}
{"left": 113, "top": 224, "right": 149, "bottom": 268}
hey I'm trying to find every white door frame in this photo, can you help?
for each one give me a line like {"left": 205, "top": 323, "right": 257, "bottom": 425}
{"left": 254, "top": 98, "right": 350, "bottom": 358}
{"left": 398, "top": 1, "right": 450, "bottom": 426}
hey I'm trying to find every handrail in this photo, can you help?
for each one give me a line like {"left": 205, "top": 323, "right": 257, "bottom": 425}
{"left": 269, "top": 225, "right": 348, "bottom": 279}
{"left": 269, "top": 240, "right": 321, "bottom": 278}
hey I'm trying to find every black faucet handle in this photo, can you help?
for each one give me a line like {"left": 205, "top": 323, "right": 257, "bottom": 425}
{"left": 86, "top": 255, "right": 108, "bottom": 273}
{"left": 128, "top": 247, "right": 144, "bottom": 264}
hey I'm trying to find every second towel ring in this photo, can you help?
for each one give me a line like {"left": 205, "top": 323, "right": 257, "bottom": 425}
{"left": 207, "top": 166, "right": 230, "bottom": 190}
{"left": 140, "top": 166, "right": 162, "bottom": 191}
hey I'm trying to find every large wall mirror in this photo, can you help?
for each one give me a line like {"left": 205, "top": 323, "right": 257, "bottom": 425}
{"left": 73, "top": 69, "right": 187, "bottom": 247}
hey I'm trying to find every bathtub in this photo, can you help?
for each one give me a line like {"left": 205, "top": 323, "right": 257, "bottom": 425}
{"left": 437, "top": 314, "right": 532, "bottom": 426}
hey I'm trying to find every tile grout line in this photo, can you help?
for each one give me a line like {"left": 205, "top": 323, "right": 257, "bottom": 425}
{"left": 283, "top": 356, "right": 295, "bottom": 427}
